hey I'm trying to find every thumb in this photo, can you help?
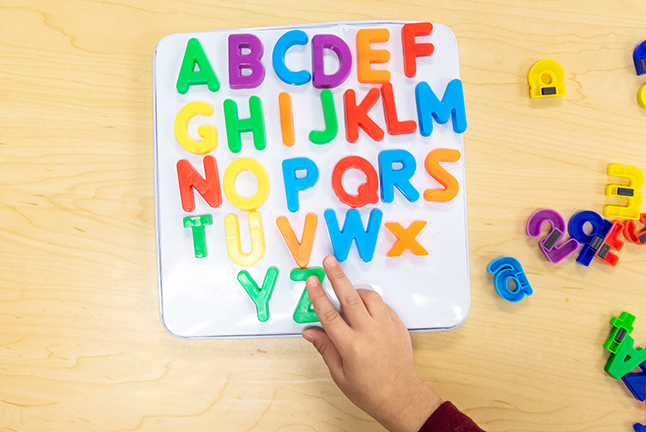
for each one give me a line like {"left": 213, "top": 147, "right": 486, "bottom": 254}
{"left": 303, "top": 328, "right": 343, "bottom": 379}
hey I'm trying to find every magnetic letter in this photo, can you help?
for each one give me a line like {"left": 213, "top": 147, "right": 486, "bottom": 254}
{"left": 423, "top": 149, "right": 461, "bottom": 202}
{"left": 344, "top": 88, "right": 385, "bottom": 143}
{"left": 604, "top": 164, "right": 644, "bottom": 220}
{"left": 223, "top": 158, "right": 270, "bottom": 211}
{"left": 311, "top": 34, "right": 352, "bottom": 89}
{"left": 381, "top": 82, "right": 416, "bottom": 135}
{"left": 402, "top": 22, "right": 434, "bottom": 78}
{"left": 176, "top": 38, "right": 220, "bottom": 94}
{"left": 416, "top": 79, "right": 467, "bottom": 135}
{"left": 356, "top": 28, "right": 391, "bottom": 83}
{"left": 272, "top": 30, "right": 311, "bottom": 86}
{"left": 237, "top": 267, "right": 279, "bottom": 322}
{"left": 276, "top": 213, "right": 318, "bottom": 268}
{"left": 384, "top": 221, "right": 428, "bottom": 257}
{"left": 324, "top": 208, "right": 383, "bottom": 262}
{"left": 228, "top": 34, "right": 266, "bottom": 89}
{"left": 379, "top": 149, "right": 420, "bottom": 203}
{"left": 309, "top": 89, "right": 338, "bottom": 144}
{"left": 567, "top": 211, "right": 613, "bottom": 266}
{"left": 223, "top": 96, "right": 266, "bottom": 153}
{"left": 291, "top": 267, "right": 325, "bottom": 324}
{"left": 224, "top": 211, "right": 265, "bottom": 266}
{"left": 605, "top": 334, "right": 646, "bottom": 379}
{"left": 174, "top": 102, "right": 218, "bottom": 155}
{"left": 177, "top": 156, "right": 222, "bottom": 212}
{"left": 622, "top": 361, "right": 646, "bottom": 401}
{"left": 279, "top": 92, "right": 295, "bottom": 147}
{"left": 183, "top": 214, "right": 213, "bottom": 258}
{"left": 282, "top": 157, "right": 319, "bottom": 212}
{"left": 332, "top": 156, "right": 379, "bottom": 208}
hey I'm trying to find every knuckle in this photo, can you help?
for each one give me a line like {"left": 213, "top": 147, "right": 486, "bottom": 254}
{"left": 365, "top": 290, "right": 382, "bottom": 302}
{"left": 320, "top": 307, "right": 341, "bottom": 324}
{"left": 344, "top": 292, "right": 364, "bottom": 308}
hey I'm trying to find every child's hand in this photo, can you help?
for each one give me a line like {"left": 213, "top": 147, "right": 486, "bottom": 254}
{"left": 303, "top": 255, "right": 442, "bottom": 432}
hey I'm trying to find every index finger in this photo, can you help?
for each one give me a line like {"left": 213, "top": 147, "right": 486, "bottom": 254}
{"left": 305, "top": 275, "right": 352, "bottom": 345}
{"left": 322, "top": 255, "right": 371, "bottom": 327}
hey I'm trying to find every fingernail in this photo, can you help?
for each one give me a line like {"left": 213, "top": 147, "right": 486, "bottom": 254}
{"left": 325, "top": 255, "right": 338, "bottom": 267}
{"left": 306, "top": 275, "right": 318, "bottom": 288}
{"left": 302, "top": 331, "right": 314, "bottom": 343}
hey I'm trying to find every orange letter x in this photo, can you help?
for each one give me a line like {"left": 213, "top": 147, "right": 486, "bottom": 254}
{"left": 384, "top": 221, "right": 428, "bottom": 257}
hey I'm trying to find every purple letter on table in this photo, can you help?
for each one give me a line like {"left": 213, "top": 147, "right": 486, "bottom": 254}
{"left": 312, "top": 34, "right": 352, "bottom": 89}
{"left": 229, "top": 34, "right": 266, "bottom": 89}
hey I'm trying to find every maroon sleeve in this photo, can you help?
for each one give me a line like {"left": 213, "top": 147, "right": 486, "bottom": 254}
{"left": 418, "top": 401, "right": 486, "bottom": 432}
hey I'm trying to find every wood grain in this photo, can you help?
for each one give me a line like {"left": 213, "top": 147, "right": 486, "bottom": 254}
{"left": 1, "top": 1, "right": 645, "bottom": 430}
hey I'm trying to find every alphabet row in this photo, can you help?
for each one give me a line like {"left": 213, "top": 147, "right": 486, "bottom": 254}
{"left": 177, "top": 149, "right": 461, "bottom": 213}
{"left": 183, "top": 209, "right": 430, "bottom": 267}
{"left": 174, "top": 79, "right": 467, "bottom": 155}
{"left": 176, "top": 23, "right": 435, "bottom": 93}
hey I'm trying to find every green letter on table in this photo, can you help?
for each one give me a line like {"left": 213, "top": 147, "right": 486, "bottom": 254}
{"left": 291, "top": 267, "right": 325, "bottom": 324}
{"left": 176, "top": 38, "right": 220, "bottom": 94}
{"left": 237, "top": 267, "right": 279, "bottom": 322}
{"left": 309, "top": 89, "right": 338, "bottom": 144}
{"left": 183, "top": 214, "right": 213, "bottom": 258}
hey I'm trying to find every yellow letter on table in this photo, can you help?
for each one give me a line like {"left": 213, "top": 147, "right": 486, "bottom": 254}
{"left": 174, "top": 101, "right": 218, "bottom": 154}
{"left": 224, "top": 211, "right": 265, "bottom": 266}
{"left": 223, "top": 158, "right": 270, "bottom": 211}
{"left": 605, "top": 164, "right": 644, "bottom": 220}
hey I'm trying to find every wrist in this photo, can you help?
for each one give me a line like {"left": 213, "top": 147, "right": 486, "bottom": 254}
{"left": 379, "top": 379, "right": 443, "bottom": 432}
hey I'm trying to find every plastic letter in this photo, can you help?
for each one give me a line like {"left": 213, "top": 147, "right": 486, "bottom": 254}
{"left": 279, "top": 92, "right": 295, "bottom": 147}
{"left": 604, "top": 164, "right": 644, "bottom": 220}
{"left": 223, "top": 96, "right": 266, "bottom": 153}
{"left": 639, "top": 84, "right": 646, "bottom": 109}
{"left": 567, "top": 211, "right": 613, "bottom": 266}
{"left": 272, "top": 30, "right": 311, "bottom": 86}
{"left": 176, "top": 156, "right": 222, "bottom": 212}
{"left": 309, "top": 89, "right": 338, "bottom": 144}
{"left": 344, "top": 88, "right": 385, "bottom": 143}
{"left": 311, "top": 34, "right": 352, "bottom": 89}
{"left": 228, "top": 34, "right": 265, "bottom": 89}
{"left": 324, "top": 208, "right": 382, "bottom": 262}
{"left": 356, "top": 28, "right": 391, "bottom": 83}
{"left": 596, "top": 222, "right": 624, "bottom": 266}
{"left": 237, "top": 267, "right": 279, "bottom": 322}
{"left": 183, "top": 214, "right": 213, "bottom": 258}
{"left": 528, "top": 59, "right": 566, "bottom": 99}
{"left": 174, "top": 102, "right": 218, "bottom": 155}
{"left": 604, "top": 312, "right": 636, "bottom": 354}
{"left": 487, "top": 257, "right": 533, "bottom": 303}
{"left": 415, "top": 79, "right": 467, "bottom": 135}
{"left": 622, "top": 361, "right": 646, "bottom": 401}
{"left": 176, "top": 38, "right": 220, "bottom": 94}
{"left": 291, "top": 267, "right": 325, "bottom": 324}
{"left": 384, "top": 221, "right": 428, "bottom": 257}
{"left": 331, "top": 156, "right": 379, "bottom": 208}
{"left": 423, "top": 149, "right": 461, "bottom": 202}
{"left": 276, "top": 213, "right": 318, "bottom": 268}
{"left": 378, "top": 149, "right": 420, "bottom": 203}
{"left": 634, "top": 41, "right": 646, "bottom": 75}
{"left": 381, "top": 82, "right": 416, "bottom": 135}
{"left": 526, "top": 209, "right": 579, "bottom": 263}
{"left": 223, "top": 158, "right": 270, "bottom": 211}
{"left": 623, "top": 213, "right": 646, "bottom": 245}
{"left": 282, "top": 157, "right": 319, "bottom": 212}
{"left": 402, "top": 22, "right": 434, "bottom": 78}
{"left": 605, "top": 334, "right": 646, "bottom": 379}
{"left": 224, "top": 211, "right": 265, "bottom": 266}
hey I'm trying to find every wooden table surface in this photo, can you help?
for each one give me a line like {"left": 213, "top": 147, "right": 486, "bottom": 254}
{"left": 1, "top": 1, "right": 645, "bottom": 431}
